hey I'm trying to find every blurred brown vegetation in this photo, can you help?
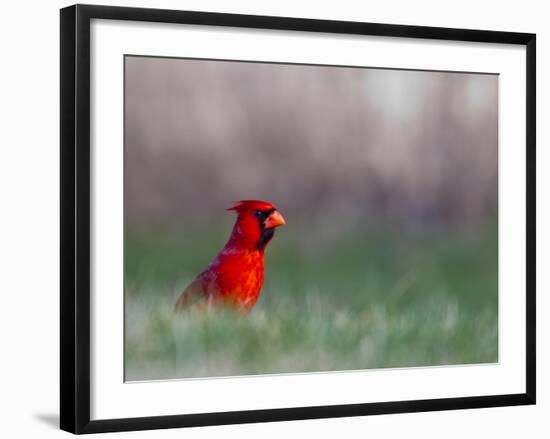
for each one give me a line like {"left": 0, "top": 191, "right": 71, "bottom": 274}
{"left": 125, "top": 56, "right": 497, "bottom": 233}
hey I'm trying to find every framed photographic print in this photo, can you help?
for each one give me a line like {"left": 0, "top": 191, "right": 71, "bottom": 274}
{"left": 60, "top": 4, "right": 536, "bottom": 434}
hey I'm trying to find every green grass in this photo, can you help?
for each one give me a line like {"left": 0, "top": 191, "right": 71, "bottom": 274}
{"left": 125, "top": 223, "right": 498, "bottom": 381}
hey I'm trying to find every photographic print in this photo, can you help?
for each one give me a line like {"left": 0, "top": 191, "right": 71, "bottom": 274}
{"left": 124, "top": 56, "right": 498, "bottom": 382}
{"left": 60, "top": 6, "right": 535, "bottom": 432}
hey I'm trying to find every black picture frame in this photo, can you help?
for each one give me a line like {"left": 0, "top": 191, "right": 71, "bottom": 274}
{"left": 60, "top": 4, "right": 536, "bottom": 434}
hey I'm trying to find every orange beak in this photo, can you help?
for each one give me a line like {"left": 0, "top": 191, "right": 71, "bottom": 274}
{"left": 264, "top": 210, "right": 286, "bottom": 229}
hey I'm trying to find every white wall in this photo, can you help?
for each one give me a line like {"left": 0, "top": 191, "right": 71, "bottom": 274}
{"left": 0, "top": 0, "right": 547, "bottom": 437}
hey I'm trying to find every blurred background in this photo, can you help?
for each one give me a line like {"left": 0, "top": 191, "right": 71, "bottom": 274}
{"left": 124, "top": 56, "right": 498, "bottom": 381}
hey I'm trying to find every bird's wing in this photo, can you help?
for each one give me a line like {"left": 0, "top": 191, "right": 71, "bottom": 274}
{"left": 173, "top": 277, "right": 206, "bottom": 313}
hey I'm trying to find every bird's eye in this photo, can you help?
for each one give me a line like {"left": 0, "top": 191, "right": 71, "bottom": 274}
{"left": 254, "top": 210, "right": 262, "bottom": 217}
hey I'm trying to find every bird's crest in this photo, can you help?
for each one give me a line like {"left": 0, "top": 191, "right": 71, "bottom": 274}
{"left": 226, "top": 200, "right": 277, "bottom": 212}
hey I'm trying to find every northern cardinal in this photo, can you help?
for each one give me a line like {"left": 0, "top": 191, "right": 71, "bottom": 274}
{"left": 174, "top": 200, "right": 286, "bottom": 313}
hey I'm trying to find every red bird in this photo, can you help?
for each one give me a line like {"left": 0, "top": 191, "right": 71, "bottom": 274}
{"left": 174, "top": 200, "right": 286, "bottom": 313}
